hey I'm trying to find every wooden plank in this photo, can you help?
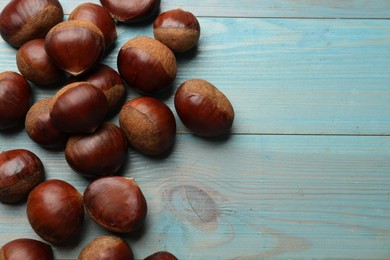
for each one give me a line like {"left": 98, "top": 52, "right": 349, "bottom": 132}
{"left": 1, "top": 0, "right": 388, "bottom": 19}
{"left": 0, "top": 134, "right": 390, "bottom": 259}
{"left": 0, "top": 18, "right": 389, "bottom": 135}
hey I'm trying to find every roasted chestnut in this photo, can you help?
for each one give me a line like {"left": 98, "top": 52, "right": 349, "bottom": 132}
{"left": 49, "top": 82, "right": 108, "bottom": 134}
{"left": 117, "top": 36, "right": 176, "bottom": 94}
{"left": 78, "top": 235, "right": 134, "bottom": 260}
{"left": 0, "top": 238, "right": 53, "bottom": 260}
{"left": 16, "top": 39, "right": 64, "bottom": 86}
{"left": 0, "top": 149, "right": 44, "bottom": 203}
{"left": 25, "top": 97, "right": 69, "bottom": 148}
{"left": 174, "top": 79, "right": 234, "bottom": 137}
{"left": 26, "top": 179, "right": 84, "bottom": 245}
{"left": 45, "top": 20, "right": 105, "bottom": 76}
{"left": 67, "top": 64, "right": 125, "bottom": 114}
{"left": 144, "top": 251, "right": 178, "bottom": 260}
{"left": 83, "top": 176, "right": 147, "bottom": 233}
{"left": 119, "top": 97, "right": 176, "bottom": 156}
{"left": 0, "top": 71, "right": 31, "bottom": 130}
{"left": 0, "top": 0, "right": 63, "bottom": 48}
{"left": 154, "top": 9, "right": 200, "bottom": 53}
{"left": 69, "top": 3, "right": 117, "bottom": 49}
{"left": 100, "top": 0, "right": 160, "bottom": 23}
{"left": 65, "top": 122, "right": 128, "bottom": 178}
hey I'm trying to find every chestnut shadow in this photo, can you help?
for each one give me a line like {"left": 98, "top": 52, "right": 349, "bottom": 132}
{"left": 191, "top": 131, "right": 234, "bottom": 144}
{"left": 145, "top": 81, "right": 176, "bottom": 102}
{"left": 0, "top": 121, "right": 25, "bottom": 135}
{"left": 111, "top": 153, "right": 130, "bottom": 177}
{"left": 102, "top": 40, "right": 118, "bottom": 60}
{"left": 175, "top": 44, "right": 200, "bottom": 61}
{"left": 118, "top": 218, "right": 148, "bottom": 241}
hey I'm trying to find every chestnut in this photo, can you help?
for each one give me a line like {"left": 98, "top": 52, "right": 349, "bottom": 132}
{"left": 25, "top": 97, "right": 69, "bottom": 148}
{"left": 0, "top": 0, "right": 63, "bottom": 48}
{"left": 16, "top": 39, "right": 64, "bottom": 86}
{"left": 119, "top": 97, "right": 176, "bottom": 156}
{"left": 69, "top": 3, "right": 117, "bottom": 49}
{"left": 0, "top": 238, "right": 53, "bottom": 260}
{"left": 83, "top": 176, "right": 147, "bottom": 233}
{"left": 67, "top": 64, "right": 126, "bottom": 114}
{"left": 78, "top": 235, "right": 134, "bottom": 260}
{"left": 45, "top": 20, "right": 105, "bottom": 76}
{"left": 100, "top": 0, "right": 160, "bottom": 23}
{"left": 49, "top": 82, "right": 108, "bottom": 134}
{"left": 26, "top": 179, "right": 84, "bottom": 245}
{"left": 65, "top": 122, "right": 128, "bottom": 178}
{"left": 154, "top": 9, "right": 200, "bottom": 53}
{"left": 0, "top": 149, "right": 44, "bottom": 203}
{"left": 0, "top": 71, "right": 31, "bottom": 130}
{"left": 174, "top": 79, "right": 234, "bottom": 137}
{"left": 117, "top": 36, "right": 176, "bottom": 94}
{"left": 144, "top": 251, "right": 178, "bottom": 260}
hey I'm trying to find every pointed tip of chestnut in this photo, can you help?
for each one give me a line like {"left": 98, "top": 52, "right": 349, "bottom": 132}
{"left": 45, "top": 20, "right": 105, "bottom": 76}
{"left": 0, "top": 238, "right": 54, "bottom": 260}
{"left": 67, "top": 64, "right": 126, "bottom": 114}
{"left": 154, "top": 9, "right": 200, "bottom": 53}
{"left": 0, "top": 0, "right": 63, "bottom": 48}
{"left": 49, "top": 82, "right": 108, "bottom": 134}
{"left": 117, "top": 36, "right": 176, "bottom": 94}
{"left": 100, "top": 0, "right": 160, "bottom": 23}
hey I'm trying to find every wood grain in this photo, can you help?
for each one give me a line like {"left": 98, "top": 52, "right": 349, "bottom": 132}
{"left": 1, "top": 18, "right": 389, "bottom": 135}
{"left": 1, "top": 0, "right": 390, "bottom": 259}
{"left": 1, "top": 0, "right": 389, "bottom": 18}
{"left": 0, "top": 135, "right": 390, "bottom": 259}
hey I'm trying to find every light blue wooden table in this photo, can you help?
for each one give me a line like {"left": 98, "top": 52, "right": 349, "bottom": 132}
{"left": 0, "top": 0, "right": 390, "bottom": 259}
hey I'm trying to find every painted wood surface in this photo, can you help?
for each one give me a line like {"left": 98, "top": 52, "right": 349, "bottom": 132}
{"left": 1, "top": 134, "right": 390, "bottom": 259}
{"left": 0, "top": 18, "right": 389, "bottom": 135}
{"left": 0, "top": 0, "right": 389, "bottom": 259}
{"left": 2, "top": 0, "right": 389, "bottom": 19}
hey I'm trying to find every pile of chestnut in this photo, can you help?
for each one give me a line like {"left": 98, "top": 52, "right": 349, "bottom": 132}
{"left": 0, "top": 0, "right": 235, "bottom": 259}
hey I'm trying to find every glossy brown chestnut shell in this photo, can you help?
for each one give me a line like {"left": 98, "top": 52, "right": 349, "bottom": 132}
{"left": 67, "top": 64, "right": 125, "bottom": 114}
{"left": 26, "top": 179, "right": 84, "bottom": 245}
{"left": 45, "top": 20, "right": 105, "bottom": 76}
{"left": 78, "top": 235, "right": 134, "bottom": 260}
{"left": 16, "top": 39, "right": 64, "bottom": 86}
{"left": 83, "top": 176, "right": 147, "bottom": 233}
{"left": 65, "top": 122, "right": 128, "bottom": 178}
{"left": 144, "top": 251, "right": 178, "bottom": 260}
{"left": 0, "top": 149, "right": 44, "bottom": 204}
{"left": 117, "top": 36, "right": 176, "bottom": 94}
{"left": 0, "top": 238, "right": 53, "bottom": 260}
{"left": 100, "top": 0, "right": 160, "bottom": 23}
{"left": 0, "top": 71, "right": 31, "bottom": 130}
{"left": 154, "top": 9, "right": 200, "bottom": 53}
{"left": 25, "top": 97, "right": 69, "bottom": 148}
{"left": 119, "top": 97, "right": 176, "bottom": 156}
{"left": 69, "top": 3, "right": 117, "bottom": 48}
{"left": 49, "top": 82, "right": 108, "bottom": 134}
{"left": 174, "top": 79, "right": 234, "bottom": 137}
{"left": 0, "top": 0, "right": 63, "bottom": 48}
